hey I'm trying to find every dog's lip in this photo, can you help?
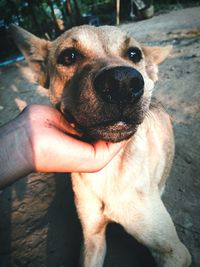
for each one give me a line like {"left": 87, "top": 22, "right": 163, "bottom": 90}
{"left": 59, "top": 107, "right": 81, "bottom": 135}
{"left": 85, "top": 122, "right": 136, "bottom": 142}
{"left": 60, "top": 108, "right": 77, "bottom": 127}
{"left": 61, "top": 108, "right": 132, "bottom": 133}
{"left": 78, "top": 120, "right": 134, "bottom": 136}
{"left": 91, "top": 121, "right": 129, "bottom": 130}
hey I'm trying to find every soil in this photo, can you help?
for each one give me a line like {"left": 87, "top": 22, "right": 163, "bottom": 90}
{"left": 0, "top": 6, "right": 200, "bottom": 267}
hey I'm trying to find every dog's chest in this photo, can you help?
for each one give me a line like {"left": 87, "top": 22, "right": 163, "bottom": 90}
{"left": 72, "top": 141, "right": 155, "bottom": 222}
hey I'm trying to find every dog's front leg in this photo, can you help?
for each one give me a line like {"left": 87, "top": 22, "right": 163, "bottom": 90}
{"left": 120, "top": 192, "right": 191, "bottom": 267}
{"left": 81, "top": 222, "right": 107, "bottom": 267}
{"left": 72, "top": 177, "right": 108, "bottom": 267}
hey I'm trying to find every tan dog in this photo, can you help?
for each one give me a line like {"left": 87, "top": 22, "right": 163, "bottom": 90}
{"left": 10, "top": 24, "right": 191, "bottom": 267}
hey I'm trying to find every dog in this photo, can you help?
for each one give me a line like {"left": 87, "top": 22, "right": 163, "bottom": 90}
{"left": 10, "top": 24, "right": 191, "bottom": 267}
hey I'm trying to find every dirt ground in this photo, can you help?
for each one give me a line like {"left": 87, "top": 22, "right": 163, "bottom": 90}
{"left": 0, "top": 6, "right": 200, "bottom": 267}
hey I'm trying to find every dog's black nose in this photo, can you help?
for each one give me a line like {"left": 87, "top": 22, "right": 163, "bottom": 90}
{"left": 94, "top": 66, "right": 144, "bottom": 104}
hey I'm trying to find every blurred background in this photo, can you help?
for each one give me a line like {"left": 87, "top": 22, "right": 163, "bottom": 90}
{"left": 0, "top": 1, "right": 200, "bottom": 267}
{"left": 0, "top": 0, "right": 199, "bottom": 64}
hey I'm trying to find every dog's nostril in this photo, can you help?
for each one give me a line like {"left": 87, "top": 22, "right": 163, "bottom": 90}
{"left": 130, "top": 76, "right": 144, "bottom": 98}
{"left": 94, "top": 66, "right": 144, "bottom": 104}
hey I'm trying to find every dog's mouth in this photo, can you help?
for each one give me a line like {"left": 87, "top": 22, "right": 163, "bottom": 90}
{"left": 61, "top": 109, "right": 139, "bottom": 142}
{"left": 84, "top": 121, "right": 137, "bottom": 142}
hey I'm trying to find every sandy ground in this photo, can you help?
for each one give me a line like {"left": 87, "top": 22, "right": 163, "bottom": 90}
{"left": 0, "top": 6, "right": 200, "bottom": 267}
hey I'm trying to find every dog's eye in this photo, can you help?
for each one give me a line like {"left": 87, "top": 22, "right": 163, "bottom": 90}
{"left": 57, "top": 48, "right": 79, "bottom": 66}
{"left": 127, "top": 47, "right": 142, "bottom": 63}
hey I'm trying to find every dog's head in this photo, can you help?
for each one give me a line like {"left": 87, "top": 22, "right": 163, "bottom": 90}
{"left": 10, "top": 24, "right": 172, "bottom": 142}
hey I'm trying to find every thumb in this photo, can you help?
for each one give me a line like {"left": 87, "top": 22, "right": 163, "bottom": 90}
{"left": 84, "top": 140, "right": 129, "bottom": 172}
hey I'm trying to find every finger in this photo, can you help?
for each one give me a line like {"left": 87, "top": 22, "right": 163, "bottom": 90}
{"left": 90, "top": 140, "right": 129, "bottom": 169}
{"left": 32, "top": 128, "right": 103, "bottom": 172}
{"left": 34, "top": 128, "right": 128, "bottom": 173}
{"left": 69, "top": 140, "right": 128, "bottom": 172}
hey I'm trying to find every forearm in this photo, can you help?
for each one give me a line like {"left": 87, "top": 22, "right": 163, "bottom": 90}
{"left": 0, "top": 115, "right": 33, "bottom": 189}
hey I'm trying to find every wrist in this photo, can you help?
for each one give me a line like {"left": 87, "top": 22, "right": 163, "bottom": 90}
{"left": 0, "top": 111, "right": 34, "bottom": 188}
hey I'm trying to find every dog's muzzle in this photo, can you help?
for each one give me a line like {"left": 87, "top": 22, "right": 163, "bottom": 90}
{"left": 94, "top": 66, "right": 144, "bottom": 105}
{"left": 60, "top": 65, "right": 147, "bottom": 142}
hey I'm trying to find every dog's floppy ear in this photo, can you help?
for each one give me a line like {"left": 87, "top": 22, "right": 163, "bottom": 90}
{"left": 9, "top": 24, "right": 51, "bottom": 88}
{"left": 142, "top": 45, "right": 172, "bottom": 81}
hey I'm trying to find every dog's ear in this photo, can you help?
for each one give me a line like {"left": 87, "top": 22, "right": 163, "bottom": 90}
{"left": 9, "top": 24, "right": 51, "bottom": 88}
{"left": 142, "top": 45, "right": 172, "bottom": 81}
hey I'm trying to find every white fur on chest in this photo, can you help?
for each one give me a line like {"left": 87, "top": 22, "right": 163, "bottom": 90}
{"left": 72, "top": 119, "right": 166, "bottom": 223}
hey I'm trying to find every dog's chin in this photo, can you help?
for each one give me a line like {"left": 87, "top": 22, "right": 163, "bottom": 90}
{"left": 81, "top": 122, "right": 138, "bottom": 142}
{"left": 61, "top": 109, "right": 141, "bottom": 142}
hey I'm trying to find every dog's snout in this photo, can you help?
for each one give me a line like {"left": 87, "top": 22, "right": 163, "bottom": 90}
{"left": 94, "top": 66, "right": 144, "bottom": 104}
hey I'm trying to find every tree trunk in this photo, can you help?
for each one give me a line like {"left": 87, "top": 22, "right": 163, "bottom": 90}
{"left": 27, "top": 0, "right": 43, "bottom": 35}
{"left": 47, "top": 0, "right": 61, "bottom": 36}
{"left": 73, "top": 0, "right": 82, "bottom": 25}
{"left": 66, "top": 0, "right": 73, "bottom": 16}
{"left": 65, "top": 0, "right": 74, "bottom": 26}
{"left": 116, "top": 0, "right": 120, "bottom": 25}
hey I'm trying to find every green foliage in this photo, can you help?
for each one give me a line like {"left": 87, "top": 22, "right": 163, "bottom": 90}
{"left": 0, "top": 0, "right": 199, "bottom": 61}
{"left": 0, "top": 0, "right": 199, "bottom": 34}
{"left": 70, "top": 0, "right": 114, "bottom": 16}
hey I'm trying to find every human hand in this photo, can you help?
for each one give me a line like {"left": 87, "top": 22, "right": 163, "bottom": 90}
{"left": 23, "top": 104, "right": 127, "bottom": 172}
{"left": 0, "top": 104, "right": 127, "bottom": 188}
